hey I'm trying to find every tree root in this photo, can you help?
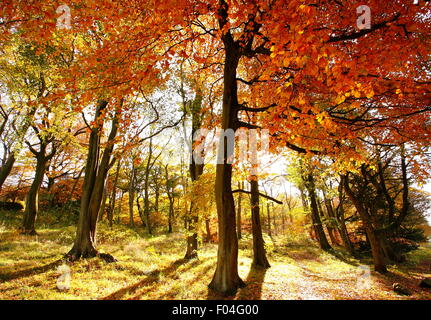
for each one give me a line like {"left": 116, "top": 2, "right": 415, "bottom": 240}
{"left": 208, "top": 276, "right": 247, "bottom": 296}
{"left": 65, "top": 248, "right": 117, "bottom": 263}
{"left": 20, "top": 229, "right": 38, "bottom": 236}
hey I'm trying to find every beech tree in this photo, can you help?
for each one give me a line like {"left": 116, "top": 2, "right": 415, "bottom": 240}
{"left": 67, "top": 100, "right": 119, "bottom": 261}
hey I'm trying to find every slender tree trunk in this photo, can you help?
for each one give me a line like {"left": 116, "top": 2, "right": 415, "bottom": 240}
{"left": 250, "top": 178, "right": 270, "bottom": 268}
{"left": 304, "top": 174, "right": 332, "bottom": 251}
{"left": 184, "top": 160, "right": 203, "bottom": 258}
{"left": 205, "top": 218, "right": 212, "bottom": 243}
{"left": 22, "top": 154, "right": 48, "bottom": 235}
{"left": 185, "top": 91, "right": 204, "bottom": 259}
{"left": 266, "top": 202, "right": 272, "bottom": 238}
{"left": 98, "top": 187, "right": 108, "bottom": 222}
{"left": 143, "top": 140, "right": 153, "bottom": 235}
{"left": 281, "top": 208, "right": 286, "bottom": 232}
{"left": 128, "top": 164, "right": 135, "bottom": 228}
{"left": 236, "top": 181, "right": 243, "bottom": 240}
{"left": 154, "top": 183, "right": 160, "bottom": 214}
{"left": 108, "top": 160, "right": 121, "bottom": 228}
{"left": 46, "top": 176, "right": 56, "bottom": 208}
{"left": 167, "top": 188, "right": 175, "bottom": 234}
{"left": 324, "top": 195, "right": 341, "bottom": 246}
{"left": 136, "top": 195, "right": 145, "bottom": 227}
{"left": 319, "top": 199, "right": 338, "bottom": 246}
{"left": 336, "top": 177, "right": 355, "bottom": 255}
{"left": 69, "top": 166, "right": 84, "bottom": 203}
{"left": 300, "top": 188, "right": 314, "bottom": 238}
{"left": 338, "top": 208, "right": 354, "bottom": 255}
{"left": 143, "top": 185, "right": 151, "bottom": 234}
{"left": 118, "top": 191, "right": 124, "bottom": 224}
{"left": 185, "top": 202, "right": 198, "bottom": 258}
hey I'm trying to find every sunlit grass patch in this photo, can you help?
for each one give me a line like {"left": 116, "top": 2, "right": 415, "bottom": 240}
{"left": 1, "top": 215, "right": 431, "bottom": 300}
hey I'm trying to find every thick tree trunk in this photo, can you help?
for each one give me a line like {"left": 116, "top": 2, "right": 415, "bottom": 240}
{"left": 67, "top": 100, "right": 118, "bottom": 262}
{"left": 250, "top": 178, "right": 270, "bottom": 268}
{"left": 209, "top": 37, "right": 245, "bottom": 294}
{"left": 366, "top": 228, "right": 388, "bottom": 273}
{"left": 343, "top": 176, "right": 387, "bottom": 273}
{"left": 22, "top": 154, "right": 48, "bottom": 235}
{"left": 304, "top": 174, "right": 332, "bottom": 251}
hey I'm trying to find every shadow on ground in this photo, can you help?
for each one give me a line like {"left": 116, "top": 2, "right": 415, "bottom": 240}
{"left": 102, "top": 257, "right": 201, "bottom": 300}
{"left": 0, "top": 259, "right": 64, "bottom": 282}
{"left": 206, "top": 265, "right": 268, "bottom": 300}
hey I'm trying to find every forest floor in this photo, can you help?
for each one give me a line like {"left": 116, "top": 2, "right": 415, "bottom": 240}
{"left": 1, "top": 209, "right": 431, "bottom": 300}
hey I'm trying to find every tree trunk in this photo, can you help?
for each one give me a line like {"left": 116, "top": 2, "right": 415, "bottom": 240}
{"left": 209, "top": 34, "right": 245, "bottom": 294}
{"left": 184, "top": 91, "right": 204, "bottom": 259}
{"left": 338, "top": 207, "right": 355, "bottom": 255}
{"left": 98, "top": 187, "right": 108, "bottom": 222}
{"left": 108, "top": 160, "right": 121, "bottom": 228}
{"left": 143, "top": 185, "right": 151, "bottom": 234}
{"left": 266, "top": 202, "right": 272, "bottom": 238}
{"left": 22, "top": 154, "right": 48, "bottom": 235}
{"left": 336, "top": 177, "right": 355, "bottom": 255}
{"left": 366, "top": 228, "right": 388, "bottom": 273}
{"left": 46, "top": 176, "right": 56, "bottom": 208}
{"left": 304, "top": 174, "right": 332, "bottom": 251}
{"left": 236, "top": 181, "right": 243, "bottom": 240}
{"left": 300, "top": 188, "right": 314, "bottom": 238}
{"left": 184, "top": 158, "right": 203, "bottom": 258}
{"left": 185, "top": 202, "right": 198, "bottom": 258}
{"left": 168, "top": 196, "right": 174, "bottom": 233}
{"left": 154, "top": 181, "right": 160, "bottom": 215}
{"left": 319, "top": 199, "right": 338, "bottom": 246}
{"left": 128, "top": 164, "right": 135, "bottom": 227}
{"left": 0, "top": 154, "right": 15, "bottom": 192}
{"left": 143, "top": 140, "right": 153, "bottom": 235}
{"left": 67, "top": 100, "right": 118, "bottom": 262}
{"left": 205, "top": 218, "right": 212, "bottom": 243}
{"left": 343, "top": 176, "right": 387, "bottom": 273}
{"left": 250, "top": 178, "right": 270, "bottom": 268}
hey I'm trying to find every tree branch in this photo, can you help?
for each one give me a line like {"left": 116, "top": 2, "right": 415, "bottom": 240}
{"left": 232, "top": 189, "right": 283, "bottom": 204}
{"left": 327, "top": 13, "right": 401, "bottom": 43}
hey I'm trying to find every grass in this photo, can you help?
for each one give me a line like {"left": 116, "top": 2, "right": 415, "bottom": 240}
{"left": 0, "top": 209, "right": 431, "bottom": 300}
